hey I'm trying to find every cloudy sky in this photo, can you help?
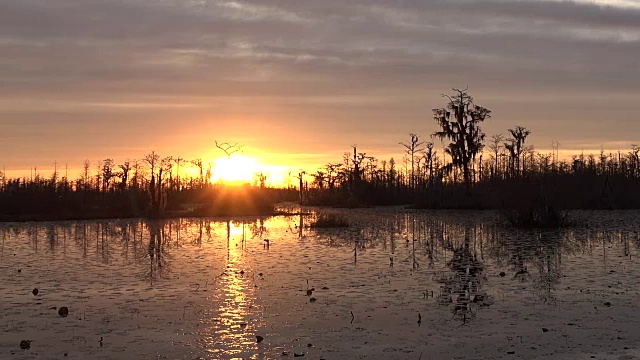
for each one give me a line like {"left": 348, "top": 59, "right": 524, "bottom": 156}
{"left": 1, "top": 0, "right": 639, "bottom": 178}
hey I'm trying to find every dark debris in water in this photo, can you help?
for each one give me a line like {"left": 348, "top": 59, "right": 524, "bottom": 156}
{"left": 256, "top": 335, "right": 264, "bottom": 343}
{"left": 58, "top": 307, "right": 69, "bottom": 317}
{"left": 19, "top": 340, "right": 31, "bottom": 350}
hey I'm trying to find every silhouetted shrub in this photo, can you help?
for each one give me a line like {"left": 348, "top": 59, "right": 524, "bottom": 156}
{"left": 500, "top": 206, "right": 573, "bottom": 228}
{"left": 310, "top": 213, "right": 349, "bottom": 228}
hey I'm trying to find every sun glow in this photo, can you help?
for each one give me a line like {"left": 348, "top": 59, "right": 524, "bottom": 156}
{"left": 211, "top": 155, "right": 260, "bottom": 184}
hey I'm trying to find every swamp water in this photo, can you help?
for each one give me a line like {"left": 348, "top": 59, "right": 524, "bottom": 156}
{"left": 2, "top": 208, "right": 640, "bottom": 360}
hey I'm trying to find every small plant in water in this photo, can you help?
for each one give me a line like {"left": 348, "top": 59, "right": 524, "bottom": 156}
{"left": 500, "top": 205, "right": 573, "bottom": 228}
{"left": 310, "top": 212, "right": 349, "bottom": 228}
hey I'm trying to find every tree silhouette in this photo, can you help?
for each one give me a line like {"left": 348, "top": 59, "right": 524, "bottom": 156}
{"left": 191, "top": 158, "right": 205, "bottom": 188}
{"left": 504, "top": 126, "right": 531, "bottom": 177}
{"left": 173, "top": 157, "right": 186, "bottom": 191}
{"left": 400, "top": 133, "right": 425, "bottom": 190}
{"left": 119, "top": 161, "right": 131, "bottom": 191}
{"left": 432, "top": 88, "right": 491, "bottom": 187}
{"left": 488, "top": 134, "right": 504, "bottom": 180}
{"left": 215, "top": 140, "right": 244, "bottom": 159}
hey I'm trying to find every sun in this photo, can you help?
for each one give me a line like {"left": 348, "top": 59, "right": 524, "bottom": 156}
{"left": 211, "top": 155, "right": 259, "bottom": 184}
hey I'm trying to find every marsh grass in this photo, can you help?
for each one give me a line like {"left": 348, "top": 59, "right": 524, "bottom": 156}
{"left": 500, "top": 206, "right": 574, "bottom": 228}
{"left": 310, "top": 212, "right": 349, "bottom": 228}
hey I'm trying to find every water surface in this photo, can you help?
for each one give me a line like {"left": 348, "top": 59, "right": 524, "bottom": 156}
{"left": 2, "top": 208, "right": 640, "bottom": 359}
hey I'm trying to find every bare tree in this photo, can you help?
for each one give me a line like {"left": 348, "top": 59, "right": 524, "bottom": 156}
{"left": 298, "top": 171, "right": 306, "bottom": 203}
{"left": 215, "top": 140, "right": 244, "bottom": 159}
{"left": 432, "top": 88, "right": 491, "bottom": 186}
{"left": 400, "top": 133, "right": 425, "bottom": 190}
{"left": 144, "top": 151, "right": 165, "bottom": 216}
{"left": 173, "top": 156, "right": 186, "bottom": 191}
{"left": 82, "top": 160, "right": 91, "bottom": 191}
{"left": 422, "top": 142, "right": 436, "bottom": 186}
{"left": 191, "top": 158, "right": 204, "bottom": 188}
{"left": 144, "top": 151, "right": 160, "bottom": 179}
{"left": 131, "top": 160, "right": 142, "bottom": 189}
{"left": 488, "top": 134, "right": 504, "bottom": 180}
{"left": 101, "top": 159, "right": 115, "bottom": 192}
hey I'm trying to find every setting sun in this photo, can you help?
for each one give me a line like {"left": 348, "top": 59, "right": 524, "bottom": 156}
{"left": 211, "top": 155, "right": 260, "bottom": 184}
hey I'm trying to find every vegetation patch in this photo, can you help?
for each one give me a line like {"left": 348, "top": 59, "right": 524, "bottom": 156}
{"left": 310, "top": 212, "right": 349, "bottom": 228}
{"left": 499, "top": 206, "right": 574, "bottom": 228}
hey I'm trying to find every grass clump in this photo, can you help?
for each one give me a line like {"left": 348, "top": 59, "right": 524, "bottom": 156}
{"left": 310, "top": 212, "right": 349, "bottom": 228}
{"left": 500, "top": 205, "right": 573, "bottom": 228}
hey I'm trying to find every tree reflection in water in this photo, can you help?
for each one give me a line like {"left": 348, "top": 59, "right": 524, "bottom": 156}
{"left": 146, "top": 220, "right": 170, "bottom": 285}
{"left": 437, "top": 226, "right": 493, "bottom": 324}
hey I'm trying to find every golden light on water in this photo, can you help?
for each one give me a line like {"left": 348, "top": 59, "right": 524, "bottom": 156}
{"left": 203, "top": 220, "right": 262, "bottom": 358}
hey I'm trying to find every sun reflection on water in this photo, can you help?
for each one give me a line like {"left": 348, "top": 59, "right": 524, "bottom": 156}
{"left": 200, "top": 220, "right": 265, "bottom": 359}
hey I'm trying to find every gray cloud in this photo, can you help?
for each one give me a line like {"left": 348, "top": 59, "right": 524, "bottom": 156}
{"left": 1, "top": 0, "right": 639, "bottom": 172}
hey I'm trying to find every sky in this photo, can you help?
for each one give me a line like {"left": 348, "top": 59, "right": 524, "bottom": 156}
{"left": 1, "top": 0, "right": 639, "bottom": 182}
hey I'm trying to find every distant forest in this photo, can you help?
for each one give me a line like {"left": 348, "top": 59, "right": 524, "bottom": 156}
{"left": 1, "top": 88, "right": 639, "bottom": 221}
{"left": 0, "top": 146, "right": 298, "bottom": 221}
{"left": 302, "top": 89, "right": 640, "bottom": 211}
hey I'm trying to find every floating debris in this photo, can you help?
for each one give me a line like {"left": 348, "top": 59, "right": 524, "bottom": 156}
{"left": 58, "top": 307, "right": 69, "bottom": 317}
{"left": 294, "top": 353, "right": 305, "bottom": 357}
{"left": 19, "top": 340, "right": 31, "bottom": 350}
{"left": 306, "top": 289, "right": 314, "bottom": 296}
{"left": 514, "top": 269, "right": 528, "bottom": 277}
{"left": 309, "top": 297, "right": 317, "bottom": 303}
{"left": 256, "top": 335, "right": 264, "bottom": 343}
{"left": 604, "top": 301, "right": 612, "bottom": 307}
{"left": 542, "top": 328, "right": 549, "bottom": 333}
{"left": 32, "top": 288, "right": 38, "bottom": 296}
{"left": 499, "top": 272, "right": 506, "bottom": 277}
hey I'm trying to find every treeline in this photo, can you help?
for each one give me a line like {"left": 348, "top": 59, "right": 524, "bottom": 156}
{"left": 303, "top": 89, "right": 640, "bottom": 210}
{"left": 0, "top": 151, "right": 297, "bottom": 221}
